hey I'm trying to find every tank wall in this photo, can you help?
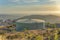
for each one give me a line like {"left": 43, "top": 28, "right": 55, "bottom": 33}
{"left": 16, "top": 22, "right": 45, "bottom": 31}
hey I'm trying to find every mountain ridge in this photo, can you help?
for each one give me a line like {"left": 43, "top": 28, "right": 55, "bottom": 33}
{"left": 20, "top": 15, "right": 60, "bottom": 23}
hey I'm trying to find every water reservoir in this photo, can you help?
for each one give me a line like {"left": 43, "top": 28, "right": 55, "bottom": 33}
{"left": 16, "top": 19, "right": 45, "bottom": 31}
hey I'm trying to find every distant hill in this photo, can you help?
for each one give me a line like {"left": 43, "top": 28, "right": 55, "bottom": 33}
{"left": 20, "top": 15, "right": 60, "bottom": 23}
{"left": 0, "top": 14, "right": 60, "bottom": 23}
{"left": 0, "top": 14, "right": 25, "bottom": 20}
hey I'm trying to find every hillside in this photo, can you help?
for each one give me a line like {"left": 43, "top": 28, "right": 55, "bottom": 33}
{"left": 0, "top": 14, "right": 60, "bottom": 23}
{"left": 20, "top": 15, "right": 60, "bottom": 23}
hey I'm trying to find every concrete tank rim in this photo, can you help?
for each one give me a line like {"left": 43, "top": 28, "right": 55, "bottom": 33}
{"left": 16, "top": 19, "right": 45, "bottom": 23}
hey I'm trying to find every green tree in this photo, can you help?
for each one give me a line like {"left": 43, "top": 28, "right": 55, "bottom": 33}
{"left": 52, "top": 24, "right": 56, "bottom": 28}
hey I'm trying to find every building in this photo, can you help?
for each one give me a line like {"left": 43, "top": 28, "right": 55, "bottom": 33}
{"left": 16, "top": 19, "right": 45, "bottom": 31}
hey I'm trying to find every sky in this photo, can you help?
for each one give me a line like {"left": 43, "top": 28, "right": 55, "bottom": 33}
{"left": 0, "top": 0, "right": 60, "bottom": 16}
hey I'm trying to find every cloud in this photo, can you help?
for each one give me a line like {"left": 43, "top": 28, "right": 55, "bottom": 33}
{"left": 0, "top": 5, "right": 60, "bottom": 16}
{"left": 10, "top": 0, "right": 53, "bottom": 3}
{"left": 0, "top": 0, "right": 56, "bottom": 6}
{"left": 9, "top": 0, "right": 20, "bottom": 2}
{"left": 8, "top": 0, "right": 55, "bottom": 5}
{"left": 23, "top": 0, "right": 39, "bottom": 3}
{"left": 9, "top": 0, "right": 39, "bottom": 3}
{"left": 0, "top": 5, "right": 59, "bottom": 14}
{"left": 50, "top": 0, "right": 60, "bottom": 4}
{"left": 50, "top": 0, "right": 60, "bottom": 1}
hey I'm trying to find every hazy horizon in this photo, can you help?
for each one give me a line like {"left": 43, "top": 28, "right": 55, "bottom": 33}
{"left": 0, "top": 0, "right": 60, "bottom": 16}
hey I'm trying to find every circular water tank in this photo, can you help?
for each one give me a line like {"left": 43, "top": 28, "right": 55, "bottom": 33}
{"left": 16, "top": 19, "right": 45, "bottom": 31}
